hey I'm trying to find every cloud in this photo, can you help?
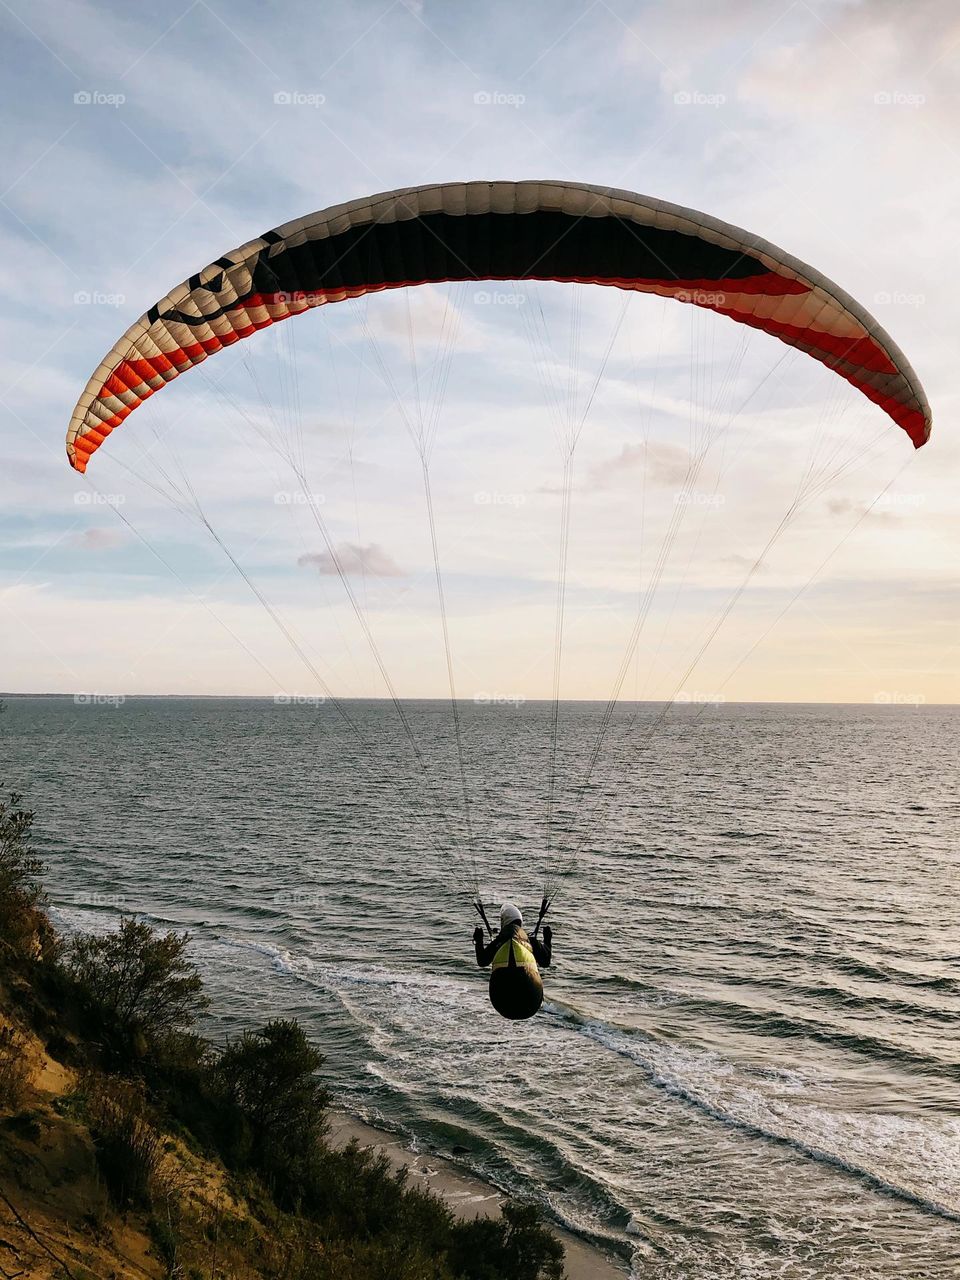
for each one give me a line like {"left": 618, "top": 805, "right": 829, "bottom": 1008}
{"left": 297, "top": 542, "right": 406, "bottom": 578}
{"left": 586, "top": 440, "right": 691, "bottom": 490}
{"left": 737, "top": 1, "right": 960, "bottom": 122}
{"left": 72, "top": 527, "right": 125, "bottom": 550}
{"left": 722, "top": 552, "right": 769, "bottom": 573}
{"left": 348, "top": 284, "right": 487, "bottom": 355}
{"left": 826, "top": 496, "right": 896, "bottom": 525}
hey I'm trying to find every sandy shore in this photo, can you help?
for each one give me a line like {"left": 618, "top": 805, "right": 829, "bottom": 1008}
{"left": 328, "top": 1111, "right": 628, "bottom": 1280}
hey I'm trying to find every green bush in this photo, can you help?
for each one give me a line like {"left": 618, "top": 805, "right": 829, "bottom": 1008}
{"left": 251, "top": 1191, "right": 563, "bottom": 1280}
{"left": 185, "top": 1018, "right": 563, "bottom": 1279}
{"left": 68, "top": 918, "right": 208, "bottom": 1066}
{"left": 282, "top": 1234, "right": 453, "bottom": 1280}
{"left": 447, "top": 1202, "right": 565, "bottom": 1280}
{"left": 0, "top": 793, "right": 47, "bottom": 962}
{"left": 214, "top": 1019, "right": 329, "bottom": 1194}
{"left": 300, "top": 1139, "right": 453, "bottom": 1245}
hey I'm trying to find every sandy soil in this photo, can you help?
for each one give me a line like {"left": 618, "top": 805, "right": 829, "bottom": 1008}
{"left": 0, "top": 998, "right": 629, "bottom": 1279}
{"left": 328, "top": 1111, "right": 628, "bottom": 1280}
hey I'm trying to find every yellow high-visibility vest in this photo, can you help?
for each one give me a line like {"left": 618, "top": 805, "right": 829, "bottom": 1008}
{"left": 492, "top": 937, "right": 538, "bottom": 972}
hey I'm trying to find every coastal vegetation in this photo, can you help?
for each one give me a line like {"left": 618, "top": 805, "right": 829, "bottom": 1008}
{"left": 0, "top": 788, "right": 565, "bottom": 1279}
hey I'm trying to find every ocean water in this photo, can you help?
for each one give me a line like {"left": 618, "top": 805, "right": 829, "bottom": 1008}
{"left": 2, "top": 695, "right": 959, "bottom": 1277}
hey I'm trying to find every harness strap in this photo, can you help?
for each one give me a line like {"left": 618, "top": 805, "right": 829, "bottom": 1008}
{"left": 474, "top": 899, "right": 495, "bottom": 938}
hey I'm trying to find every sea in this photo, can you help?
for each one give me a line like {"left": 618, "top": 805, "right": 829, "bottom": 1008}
{"left": 2, "top": 695, "right": 959, "bottom": 1279}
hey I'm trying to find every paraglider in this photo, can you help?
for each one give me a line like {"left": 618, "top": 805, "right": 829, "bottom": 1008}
{"left": 474, "top": 903, "right": 553, "bottom": 1021}
{"left": 66, "top": 180, "right": 932, "bottom": 1023}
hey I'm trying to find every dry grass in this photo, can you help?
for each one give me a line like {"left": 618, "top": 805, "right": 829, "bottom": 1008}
{"left": 82, "top": 1074, "right": 177, "bottom": 1211}
{"left": 0, "top": 1023, "right": 29, "bottom": 1108}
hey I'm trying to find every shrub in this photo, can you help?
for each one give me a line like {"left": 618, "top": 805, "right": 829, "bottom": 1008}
{"left": 299, "top": 1139, "right": 453, "bottom": 1250}
{"left": 214, "top": 1019, "right": 329, "bottom": 1193}
{"left": 83, "top": 1074, "right": 173, "bottom": 1211}
{"left": 284, "top": 1235, "right": 453, "bottom": 1280}
{"left": 0, "top": 1024, "right": 29, "bottom": 1108}
{"left": 241, "top": 1194, "right": 563, "bottom": 1280}
{"left": 69, "top": 918, "right": 208, "bottom": 1065}
{"left": 147, "top": 1210, "right": 182, "bottom": 1275}
{"left": 447, "top": 1202, "right": 565, "bottom": 1280}
{"left": 0, "top": 794, "right": 47, "bottom": 961}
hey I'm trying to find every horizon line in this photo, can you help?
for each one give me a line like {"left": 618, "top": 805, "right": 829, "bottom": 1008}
{"left": 0, "top": 692, "right": 952, "bottom": 709}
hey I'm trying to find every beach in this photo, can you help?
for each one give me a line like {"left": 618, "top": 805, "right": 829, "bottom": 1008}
{"left": 328, "top": 1111, "right": 628, "bottom": 1280}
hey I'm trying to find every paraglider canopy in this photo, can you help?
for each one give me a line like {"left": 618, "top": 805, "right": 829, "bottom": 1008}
{"left": 66, "top": 181, "right": 931, "bottom": 473}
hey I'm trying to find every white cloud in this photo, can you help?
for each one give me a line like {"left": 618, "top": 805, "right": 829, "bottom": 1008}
{"left": 298, "top": 542, "right": 406, "bottom": 578}
{"left": 586, "top": 440, "right": 691, "bottom": 490}
{"left": 71, "top": 527, "right": 125, "bottom": 549}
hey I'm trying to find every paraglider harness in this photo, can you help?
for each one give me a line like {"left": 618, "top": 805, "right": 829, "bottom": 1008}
{"left": 475, "top": 896, "right": 550, "bottom": 1021}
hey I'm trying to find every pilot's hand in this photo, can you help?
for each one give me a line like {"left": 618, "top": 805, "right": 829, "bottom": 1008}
{"left": 473, "top": 926, "right": 484, "bottom": 945}
{"left": 543, "top": 925, "right": 553, "bottom": 942}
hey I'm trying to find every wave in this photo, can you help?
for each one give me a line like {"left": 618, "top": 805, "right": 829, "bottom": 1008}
{"left": 48, "top": 902, "right": 124, "bottom": 934}
{"left": 186, "top": 930, "right": 960, "bottom": 1229}
{"left": 768, "top": 978, "right": 960, "bottom": 1025}
{"left": 592, "top": 965, "right": 960, "bottom": 1029}
{"left": 225, "top": 938, "right": 960, "bottom": 1231}
{"left": 357, "top": 1075, "right": 640, "bottom": 1256}
{"left": 691, "top": 929, "right": 960, "bottom": 998}
{"left": 649, "top": 991, "right": 960, "bottom": 1080}
{"left": 53, "top": 907, "right": 960, "bottom": 1264}
{"left": 715, "top": 829, "right": 779, "bottom": 841}
{"left": 560, "top": 1009, "right": 960, "bottom": 1225}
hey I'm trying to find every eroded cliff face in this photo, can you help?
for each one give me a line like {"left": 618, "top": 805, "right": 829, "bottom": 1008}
{"left": 0, "top": 1000, "right": 268, "bottom": 1280}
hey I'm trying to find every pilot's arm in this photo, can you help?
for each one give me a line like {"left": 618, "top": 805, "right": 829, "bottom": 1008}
{"left": 474, "top": 926, "right": 500, "bottom": 967}
{"left": 531, "top": 925, "right": 552, "bottom": 968}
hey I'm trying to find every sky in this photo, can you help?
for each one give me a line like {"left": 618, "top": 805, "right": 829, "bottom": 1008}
{"left": 1, "top": 0, "right": 958, "bottom": 704}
